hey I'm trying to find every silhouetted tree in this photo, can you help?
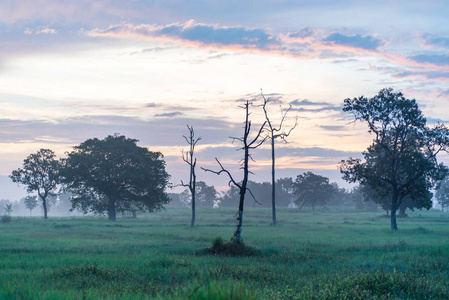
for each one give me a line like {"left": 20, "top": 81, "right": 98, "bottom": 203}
{"left": 262, "top": 92, "right": 297, "bottom": 225}
{"left": 293, "top": 172, "right": 337, "bottom": 210}
{"left": 61, "top": 134, "right": 170, "bottom": 221}
{"left": 10, "top": 149, "right": 61, "bottom": 220}
{"left": 436, "top": 177, "right": 449, "bottom": 211}
{"left": 275, "top": 177, "right": 295, "bottom": 207}
{"left": 24, "top": 195, "right": 38, "bottom": 216}
{"left": 180, "top": 125, "right": 201, "bottom": 227}
{"left": 340, "top": 88, "right": 449, "bottom": 230}
{"left": 4, "top": 204, "right": 12, "bottom": 215}
{"left": 203, "top": 101, "right": 267, "bottom": 244}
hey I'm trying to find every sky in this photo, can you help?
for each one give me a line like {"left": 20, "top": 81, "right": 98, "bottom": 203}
{"left": 1, "top": 0, "right": 449, "bottom": 200}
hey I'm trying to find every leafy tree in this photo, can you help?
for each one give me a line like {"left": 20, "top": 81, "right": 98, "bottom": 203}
{"left": 203, "top": 101, "right": 267, "bottom": 243}
{"left": 275, "top": 177, "right": 294, "bottom": 207}
{"left": 4, "top": 204, "right": 12, "bottom": 215}
{"left": 24, "top": 196, "right": 38, "bottom": 216}
{"left": 293, "top": 172, "right": 337, "bottom": 211}
{"left": 180, "top": 181, "right": 218, "bottom": 208}
{"left": 195, "top": 181, "right": 218, "bottom": 207}
{"left": 340, "top": 88, "right": 449, "bottom": 230}
{"left": 10, "top": 149, "right": 61, "bottom": 220}
{"left": 261, "top": 92, "right": 297, "bottom": 225}
{"left": 61, "top": 134, "right": 170, "bottom": 221}
{"left": 435, "top": 177, "right": 449, "bottom": 211}
{"left": 180, "top": 125, "right": 201, "bottom": 227}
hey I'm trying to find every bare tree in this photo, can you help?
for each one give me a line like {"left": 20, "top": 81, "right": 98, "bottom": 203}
{"left": 261, "top": 92, "right": 297, "bottom": 225}
{"left": 181, "top": 125, "right": 201, "bottom": 227}
{"left": 203, "top": 101, "right": 267, "bottom": 243}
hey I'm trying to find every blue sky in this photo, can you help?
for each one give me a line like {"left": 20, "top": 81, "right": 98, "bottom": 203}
{"left": 1, "top": 0, "right": 449, "bottom": 199}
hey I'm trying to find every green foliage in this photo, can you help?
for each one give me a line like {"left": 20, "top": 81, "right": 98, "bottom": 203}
{"left": 61, "top": 134, "right": 170, "bottom": 221}
{"left": 10, "top": 148, "right": 61, "bottom": 219}
{"left": 293, "top": 171, "right": 337, "bottom": 210}
{"left": 340, "top": 88, "right": 449, "bottom": 229}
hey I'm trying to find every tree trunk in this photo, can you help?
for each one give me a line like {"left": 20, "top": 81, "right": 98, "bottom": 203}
{"left": 108, "top": 198, "right": 116, "bottom": 221}
{"left": 132, "top": 210, "right": 137, "bottom": 218}
{"left": 40, "top": 195, "right": 48, "bottom": 220}
{"left": 191, "top": 167, "right": 196, "bottom": 228}
{"left": 271, "top": 137, "right": 277, "bottom": 225}
{"left": 191, "top": 184, "right": 196, "bottom": 228}
{"left": 390, "top": 191, "right": 398, "bottom": 230}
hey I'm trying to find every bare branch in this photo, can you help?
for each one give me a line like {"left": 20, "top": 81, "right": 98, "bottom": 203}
{"left": 201, "top": 158, "right": 242, "bottom": 190}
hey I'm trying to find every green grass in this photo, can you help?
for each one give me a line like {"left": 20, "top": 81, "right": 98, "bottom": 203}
{"left": 1, "top": 207, "right": 449, "bottom": 299}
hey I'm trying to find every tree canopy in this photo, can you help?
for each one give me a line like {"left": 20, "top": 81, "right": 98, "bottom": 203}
{"left": 10, "top": 148, "right": 61, "bottom": 219}
{"left": 61, "top": 134, "right": 170, "bottom": 221}
{"left": 340, "top": 88, "right": 449, "bottom": 230}
{"left": 293, "top": 171, "right": 337, "bottom": 210}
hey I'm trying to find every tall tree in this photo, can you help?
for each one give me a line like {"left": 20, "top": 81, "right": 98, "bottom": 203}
{"left": 61, "top": 134, "right": 170, "bottom": 221}
{"left": 180, "top": 125, "right": 201, "bottom": 227}
{"left": 261, "top": 92, "right": 297, "bottom": 225}
{"left": 340, "top": 88, "right": 449, "bottom": 230}
{"left": 23, "top": 195, "right": 39, "bottom": 216}
{"left": 203, "top": 101, "right": 267, "bottom": 243}
{"left": 293, "top": 172, "right": 337, "bottom": 211}
{"left": 10, "top": 149, "right": 61, "bottom": 220}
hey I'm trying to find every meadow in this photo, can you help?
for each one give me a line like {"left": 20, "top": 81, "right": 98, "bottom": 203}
{"left": 1, "top": 207, "right": 449, "bottom": 299}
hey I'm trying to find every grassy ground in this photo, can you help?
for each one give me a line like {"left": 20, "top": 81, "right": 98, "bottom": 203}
{"left": 1, "top": 207, "right": 449, "bottom": 299}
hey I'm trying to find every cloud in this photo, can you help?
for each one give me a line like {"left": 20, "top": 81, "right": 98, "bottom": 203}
{"left": 409, "top": 54, "right": 449, "bottom": 66}
{"left": 154, "top": 112, "right": 183, "bottom": 117}
{"left": 289, "top": 99, "right": 341, "bottom": 113}
{"left": 89, "top": 20, "right": 280, "bottom": 50}
{"left": 290, "top": 99, "right": 331, "bottom": 106}
{"left": 23, "top": 26, "right": 59, "bottom": 35}
{"left": 318, "top": 125, "right": 346, "bottom": 131}
{"left": 323, "top": 33, "right": 383, "bottom": 50}
{"left": 393, "top": 70, "right": 449, "bottom": 81}
{"left": 421, "top": 33, "right": 449, "bottom": 49}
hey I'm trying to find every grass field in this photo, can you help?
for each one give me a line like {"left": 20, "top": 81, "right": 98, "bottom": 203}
{"left": 1, "top": 207, "right": 449, "bottom": 299}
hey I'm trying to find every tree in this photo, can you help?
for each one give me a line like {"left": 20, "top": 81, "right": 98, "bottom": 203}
{"left": 275, "top": 177, "right": 295, "bottom": 207}
{"left": 292, "top": 172, "right": 337, "bottom": 210}
{"left": 340, "top": 88, "right": 449, "bottom": 230}
{"left": 61, "top": 134, "right": 170, "bottom": 221}
{"left": 195, "top": 181, "right": 218, "bottom": 208}
{"left": 436, "top": 177, "right": 449, "bottom": 211}
{"left": 203, "top": 101, "right": 267, "bottom": 243}
{"left": 10, "top": 149, "right": 61, "bottom": 220}
{"left": 180, "top": 125, "right": 201, "bottom": 227}
{"left": 24, "top": 196, "right": 38, "bottom": 216}
{"left": 261, "top": 92, "right": 297, "bottom": 225}
{"left": 4, "top": 204, "right": 12, "bottom": 215}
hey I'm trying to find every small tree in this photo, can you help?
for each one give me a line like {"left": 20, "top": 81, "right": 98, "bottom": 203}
{"left": 10, "top": 149, "right": 61, "bottom": 220}
{"left": 180, "top": 125, "right": 201, "bottom": 227}
{"left": 61, "top": 134, "right": 170, "bottom": 221}
{"left": 203, "top": 101, "right": 267, "bottom": 243}
{"left": 4, "top": 204, "right": 12, "bottom": 215}
{"left": 24, "top": 196, "right": 38, "bottom": 216}
{"left": 293, "top": 172, "right": 337, "bottom": 211}
{"left": 261, "top": 92, "right": 297, "bottom": 225}
{"left": 436, "top": 178, "right": 449, "bottom": 212}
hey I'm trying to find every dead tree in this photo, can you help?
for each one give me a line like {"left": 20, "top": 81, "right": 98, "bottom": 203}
{"left": 202, "top": 101, "right": 267, "bottom": 243}
{"left": 181, "top": 125, "right": 201, "bottom": 227}
{"left": 261, "top": 92, "right": 297, "bottom": 225}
